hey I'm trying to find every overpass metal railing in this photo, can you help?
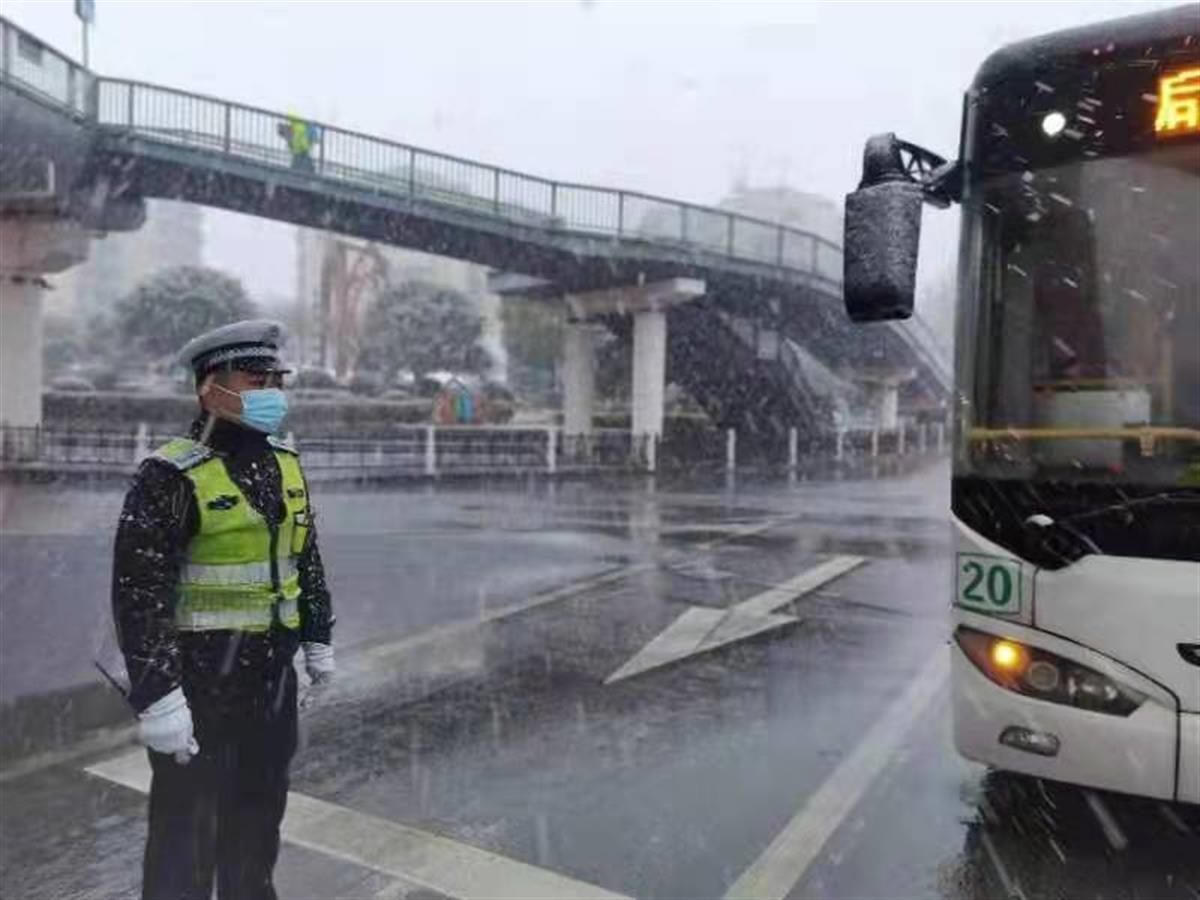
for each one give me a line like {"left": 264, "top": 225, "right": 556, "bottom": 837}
{"left": 0, "top": 17, "right": 92, "bottom": 117}
{"left": 89, "top": 77, "right": 846, "bottom": 287}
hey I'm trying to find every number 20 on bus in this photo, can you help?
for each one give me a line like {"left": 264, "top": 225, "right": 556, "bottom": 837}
{"left": 956, "top": 554, "right": 1023, "bottom": 615}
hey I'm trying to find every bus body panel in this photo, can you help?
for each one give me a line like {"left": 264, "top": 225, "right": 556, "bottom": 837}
{"left": 951, "top": 643, "right": 1178, "bottom": 800}
{"left": 950, "top": 606, "right": 1181, "bottom": 801}
{"left": 1180, "top": 712, "right": 1200, "bottom": 804}
{"left": 1033, "top": 556, "right": 1200, "bottom": 712}
{"left": 950, "top": 508, "right": 1194, "bottom": 801}
{"left": 953, "top": 517, "right": 1036, "bottom": 627}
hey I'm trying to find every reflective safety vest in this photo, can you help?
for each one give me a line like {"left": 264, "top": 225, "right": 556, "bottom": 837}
{"left": 287, "top": 115, "right": 311, "bottom": 156}
{"left": 151, "top": 436, "right": 310, "bottom": 633}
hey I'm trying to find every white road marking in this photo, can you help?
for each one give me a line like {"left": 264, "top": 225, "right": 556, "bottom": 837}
{"left": 372, "top": 876, "right": 444, "bottom": 900}
{"left": 732, "top": 555, "right": 866, "bottom": 617}
{"left": 722, "top": 650, "right": 949, "bottom": 900}
{"left": 1083, "top": 790, "right": 1128, "bottom": 852}
{"left": 605, "top": 606, "right": 730, "bottom": 683}
{"left": 85, "top": 749, "right": 630, "bottom": 900}
{"left": 605, "top": 555, "right": 865, "bottom": 685}
{"left": 696, "top": 516, "right": 798, "bottom": 550}
{"left": 0, "top": 723, "right": 135, "bottom": 784}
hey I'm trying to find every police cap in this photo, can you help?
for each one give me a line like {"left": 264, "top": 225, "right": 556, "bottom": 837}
{"left": 177, "top": 320, "right": 292, "bottom": 378}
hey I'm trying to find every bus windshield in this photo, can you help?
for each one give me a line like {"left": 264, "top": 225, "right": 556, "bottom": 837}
{"left": 958, "top": 142, "right": 1200, "bottom": 487}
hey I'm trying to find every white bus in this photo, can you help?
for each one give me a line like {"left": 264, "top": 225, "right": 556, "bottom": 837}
{"left": 842, "top": 4, "right": 1200, "bottom": 804}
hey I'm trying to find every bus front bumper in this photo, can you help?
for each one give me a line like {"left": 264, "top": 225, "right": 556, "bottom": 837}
{"left": 952, "top": 642, "right": 1195, "bottom": 803}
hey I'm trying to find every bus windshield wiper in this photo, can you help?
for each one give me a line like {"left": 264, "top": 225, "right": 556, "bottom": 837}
{"left": 1058, "top": 491, "right": 1200, "bottom": 526}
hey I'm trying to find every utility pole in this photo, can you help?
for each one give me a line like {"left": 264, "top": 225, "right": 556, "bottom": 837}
{"left": 75, "top": 0, "right": 95, "bottom": 67}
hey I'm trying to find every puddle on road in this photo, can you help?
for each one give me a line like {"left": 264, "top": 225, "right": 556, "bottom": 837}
{"left": 725, "top": 531, "right": 800, "bottom": 552}
{"left": 660, "top": 528, "right": 739, "bottom": 546}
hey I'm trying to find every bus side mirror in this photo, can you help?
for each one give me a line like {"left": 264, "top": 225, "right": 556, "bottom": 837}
{"left": 843, "top": 179, "right": 923, "bottom": 322}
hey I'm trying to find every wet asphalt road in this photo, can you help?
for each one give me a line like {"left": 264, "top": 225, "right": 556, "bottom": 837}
{"left": 1, "top": 461, "right": 1197, "bottom": 900}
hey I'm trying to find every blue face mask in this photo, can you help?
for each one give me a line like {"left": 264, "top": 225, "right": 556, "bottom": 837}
{"left": 238, "top": 388, "right": 289, "bottom": 434}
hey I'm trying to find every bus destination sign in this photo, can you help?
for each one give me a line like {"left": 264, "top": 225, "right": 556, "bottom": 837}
{"left": 1155, "top": 67, "right": 1200, "bottom": 137}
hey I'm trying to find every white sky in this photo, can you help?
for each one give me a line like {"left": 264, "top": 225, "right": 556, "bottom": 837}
{"left": 6, "top": 0, "right": 1177, "bottom": 301}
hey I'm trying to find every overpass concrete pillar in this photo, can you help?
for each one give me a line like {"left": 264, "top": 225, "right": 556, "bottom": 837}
{"left": 0, "top": 219, "right": 89, "bottom": 428}
{"left": 631, "top": 308, "right": 667, "bottom": 442}
{"left": 562, "top": 320, "right": 596, "bottom": 439}
{"left": 853, "top": 369, "right": 915, "bottom": 433}
{"left": 560, "top": 277, "right": 704, "bottom": 469}
{"left": 0, "top": 277, "right": 45, "bottom": 428}
{"left": 873, "top": 383, "right": 900, "bottom": 432}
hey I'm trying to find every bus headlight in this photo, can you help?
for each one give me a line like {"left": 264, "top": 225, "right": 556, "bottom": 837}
{"left": 954, "top": 626, "right": 1146, "bottom": 717}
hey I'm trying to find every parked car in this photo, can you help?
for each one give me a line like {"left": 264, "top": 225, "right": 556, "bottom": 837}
{"left": 49, "top": 375, "right": 95, "bottom": 392}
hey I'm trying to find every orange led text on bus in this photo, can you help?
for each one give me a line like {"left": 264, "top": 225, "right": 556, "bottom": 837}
{"left": 1155, "top": 67, "right": 1200, "bottom": 136}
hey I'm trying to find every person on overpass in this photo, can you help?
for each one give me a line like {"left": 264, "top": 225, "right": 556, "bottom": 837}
{"left": 276, "top": 113, "right": 319, "bottom": 172}
{"left": 111, "top": 320, "right": 336, "bottom": 900}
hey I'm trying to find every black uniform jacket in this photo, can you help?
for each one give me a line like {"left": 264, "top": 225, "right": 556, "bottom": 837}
{"left": 111, "top": 416, "right": 334, "bottom": 712}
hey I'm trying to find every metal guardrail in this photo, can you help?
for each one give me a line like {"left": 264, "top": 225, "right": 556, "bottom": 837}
{"left": 0, "top": 15, "right": 951, "bottom": 390}
{"left": 0, "top": 424, "right": 651, "bottom": 476}
{"left": 0, "top": 426, "right": 164, "bottom": 469}
{"left": 0, "top": 421, "right": 947, "bottom": 477}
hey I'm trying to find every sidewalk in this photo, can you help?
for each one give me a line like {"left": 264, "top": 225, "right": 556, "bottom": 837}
{"left": 0, "top": 749, "right": 448, "bottom": 900}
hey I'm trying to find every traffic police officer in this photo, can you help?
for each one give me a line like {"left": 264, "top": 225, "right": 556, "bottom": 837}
{"left": 111, "top": 320, "right": 335, "bottom": 900}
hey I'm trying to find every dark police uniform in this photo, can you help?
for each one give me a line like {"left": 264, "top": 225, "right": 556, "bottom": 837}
{"left": 112, "top": 323, "right": 334, "bottom": 900}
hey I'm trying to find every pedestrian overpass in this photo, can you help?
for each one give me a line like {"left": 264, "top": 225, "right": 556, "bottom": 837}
{"left": 0, "top": 16, "right": 949, "bottom": 447}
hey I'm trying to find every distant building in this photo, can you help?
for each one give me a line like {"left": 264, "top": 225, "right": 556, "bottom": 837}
{"left": 47, "top": 200, "right": 204, "bottom": 319}
{"left": 718, "top": 184, "right": 842, "bottom": 243}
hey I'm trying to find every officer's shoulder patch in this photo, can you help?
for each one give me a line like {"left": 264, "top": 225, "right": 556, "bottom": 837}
{"left": 151, "top": 438, "right": 214, "bottom": 471}
{"left": 268, "top": 435, "right": 299, "bottom": 456}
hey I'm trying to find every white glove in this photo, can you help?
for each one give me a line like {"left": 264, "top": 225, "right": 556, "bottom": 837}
{"left": 300, "top": 643, "right": 335, "bottom": 711}
{"left": 302, "top": 642, "right": 335, "bottom": 683}
{"left": 137, "top": 687, "right": 199, "bottom": 763}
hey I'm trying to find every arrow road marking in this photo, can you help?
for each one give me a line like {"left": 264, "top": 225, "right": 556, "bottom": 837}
{"left": 604, "top": 555, "right": 866, "bottom": 684}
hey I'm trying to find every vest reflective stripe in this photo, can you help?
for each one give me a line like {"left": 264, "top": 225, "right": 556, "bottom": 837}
{"left": 182, "top": 557, "right": 299, "bottom": 586}
{"left": 175, "top": 596, "right": 299, "bottom": 632}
